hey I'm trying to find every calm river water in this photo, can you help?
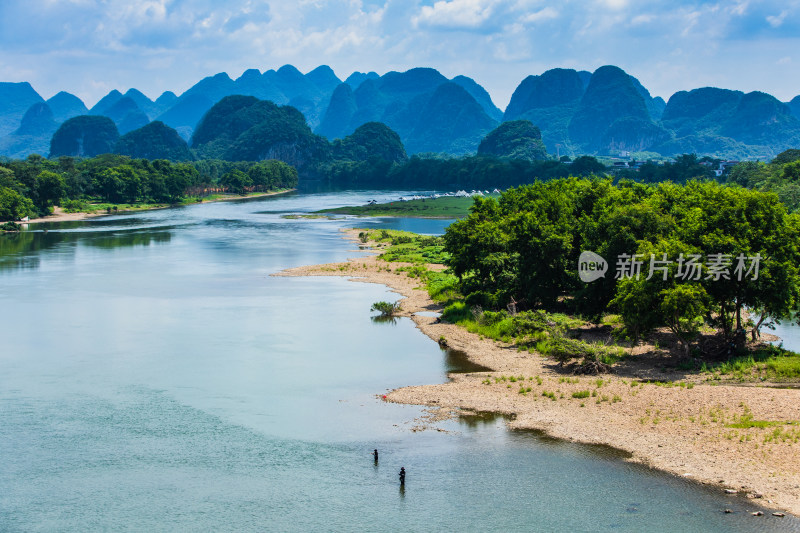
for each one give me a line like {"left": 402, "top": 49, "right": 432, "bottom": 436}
{"left": 1, "top": 191, "right": 798, "bottom": 532}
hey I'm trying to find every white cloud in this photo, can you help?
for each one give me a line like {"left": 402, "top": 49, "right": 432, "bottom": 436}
{"left": 599, "top": 0, "right": 628, "bottom": 10}
{"left": 730, "top": 1, "right": 749, "bottom": 17}
{"left": 520, "top": 7, "right": 558, "bottom": 23}
{"left": 413, "top": 0, "right": 498, "bottom": 29}
{"left": 766, "top": 10, "right": 788, "bottom": 27}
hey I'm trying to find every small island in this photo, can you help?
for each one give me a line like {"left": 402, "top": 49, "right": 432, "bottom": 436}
{"left": 317, "top": 193, "right": 498, "bottom": 219}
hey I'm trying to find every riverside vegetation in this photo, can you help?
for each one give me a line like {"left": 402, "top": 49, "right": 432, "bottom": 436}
{"left": 356, "top": 175, "right": 800, "bottom": 379}
{"left": 0, "top": 154, "right": 297, "bottom": 222}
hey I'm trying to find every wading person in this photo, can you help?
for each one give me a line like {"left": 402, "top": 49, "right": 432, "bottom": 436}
{"left": 373, "top": 449, "right": 378, "bottom": 462}
{"left": 399, "top": 467, "right": 405, "bottom": 485}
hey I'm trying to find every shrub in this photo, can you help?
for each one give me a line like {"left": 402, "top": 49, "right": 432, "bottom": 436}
{"left": 61, "top": 198, "right": 91, "bottom": 213}
{"left": 1, "top": 221, "right": 21, "bottom": 232}
{"left": 370, "top": 301, "right": 401, "bottom": 317}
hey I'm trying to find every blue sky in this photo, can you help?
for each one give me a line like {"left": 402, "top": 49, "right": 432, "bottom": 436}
{"left": 1, "top": 0, "right": 799, "bottom": 109}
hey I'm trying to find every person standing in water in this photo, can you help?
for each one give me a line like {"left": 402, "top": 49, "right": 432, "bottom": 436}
{"left": 399, "top": 467, "right": 405, "bottom": 485}
{"left": 373, "top": 449, "right": 378, "bottom": 463}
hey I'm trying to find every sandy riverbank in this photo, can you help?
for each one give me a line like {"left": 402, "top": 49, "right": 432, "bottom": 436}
{"left": 276, "top": 228, "right": 800, "bottom": 517}
{"left": 20, "top": 189, "right": 296, "bottom": 225}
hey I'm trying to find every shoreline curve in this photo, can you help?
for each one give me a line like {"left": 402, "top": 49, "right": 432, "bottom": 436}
{"left": 275, "top": 228, "right": 800, "bottom": 518}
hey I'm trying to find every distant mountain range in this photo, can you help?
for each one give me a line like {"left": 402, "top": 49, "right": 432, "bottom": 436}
{"left": 1, "top": 64, "right": 799, "bottom": 161}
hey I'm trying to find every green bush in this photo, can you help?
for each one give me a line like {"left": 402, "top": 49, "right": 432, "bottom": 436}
{"left": 1, "top": 221, "right": 21, "bottom": 231}
{"left": 371, "top": 301, "right": 401, "bottom": 317}
{"left": 61, "top": 198, "right": 91, "bottom": 213}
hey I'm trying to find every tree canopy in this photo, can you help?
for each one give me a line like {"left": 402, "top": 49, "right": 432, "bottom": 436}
{"left": 0, "top": 154, "right": 298, "bottom": 220}
{"left": 444, "top": 178, "right": 800, "bottom": 349}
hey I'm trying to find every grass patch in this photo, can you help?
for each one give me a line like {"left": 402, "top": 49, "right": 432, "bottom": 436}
{"left": 318, "top": 195, "right": 493, "bottom": 218}
{"left": 281, "top": 214, "right": 333, "bottom": 219}
{"left": 356, "top": 229, "right": 450, "bottom": 265}
{"left": 442, "top": 302, "right": 582, "bottom": 343}
{"left": 572, "top": 390, "right": 591, "bottom": 399}
{"left": 726, "top": 406, "right": 799, "bottom": 429}
{"left": 704, "top": 345, "right": 800, "bottom": 381}
{"left": 726, "top": 419, "right": 785, "bottom": 429}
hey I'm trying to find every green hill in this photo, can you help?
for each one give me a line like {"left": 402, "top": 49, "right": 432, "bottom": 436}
{"left": 49, "top": 115, "right": 120, "bottom": 157}
{"left": 405, "top": 82, "right": 498, "bottom": 154}
{"left": 192, "top": 95, "right": 330, "bottom": 174}
{"left": 656, "top": 88, "right": 800, "bottom": 159}
{"left": 332, "top": 122, "right": 407, "bottom": 163}
{"left": 478, "top": 120, "right": 548, "bottom": 161}
{"left": 568, "top": 65, "right": 668, "bottom": 154}
{"left": 114, "top": 121, "right": 193, "bottom": 161}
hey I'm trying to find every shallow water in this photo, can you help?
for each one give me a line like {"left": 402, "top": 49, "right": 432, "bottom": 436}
{"left": 1, "top": 191, "right": 798, "bottom": 532}
{"left": 771, "top": 318, "right": 800, "bottom": 353}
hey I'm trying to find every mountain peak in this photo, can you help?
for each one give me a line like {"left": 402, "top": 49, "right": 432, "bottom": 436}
{"left": 89, "top": 89, "right": 124, "bottom": 115}
{"left": 277, "top": 64, "right": 303, "bottom": 77}
{"left": 306, "top": 65, "right": 341, "bottom": 92}
{"left": 155, "top": 91, "right": 177, "bottom": 105}
{"left": 568, "top": 65, "right": 657, "bottom": 153}
{"left": 14, "top": 102, "right": 57, "bottom": 136}
{"left": 788, "top": 95, "right": 800, "bottom": 120}
{"left": 451, "top": 75, "right": 502, "bottom": 121}
{"left": 379, "top": 68, "right": 447, "bottom": 93}
{"left": 236, "top": 68, "right": 262, "bottom": 82}
{"left": 344, "top": 71, "right": 380, "bottom": 89}
{"left": 46, "top": 91, "right": 87, "bottom": 123}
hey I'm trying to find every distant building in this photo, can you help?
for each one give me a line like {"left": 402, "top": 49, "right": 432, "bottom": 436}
{"left": 715, "top": 160, "right": 740, "bottom": 177}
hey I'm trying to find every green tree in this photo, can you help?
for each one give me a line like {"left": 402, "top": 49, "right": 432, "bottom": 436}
{"left": 220, "top": 170, "right": 252, "bottom": 194}
{"left": 570, "top": 156, "right": 606, "bottom": 176}
{"left": 35, "top": 170, "right": 66, "bottom": 210}
{"left": 727, "top": 161, "right": 768, "bottom": 187}
{"left": 771, "top": 149, "right": 800, "bottom": 166}
{"left": 610, "top": 277, "right": 662, "bottom": 344}
{"left": 0, "top": 186, "right": 36, "bottom": 221}
{"left": 660, "top": 284, "right": 709, "bottom": 357}
{"left": 444, "top": 196, "right": 515, "bottom": 306}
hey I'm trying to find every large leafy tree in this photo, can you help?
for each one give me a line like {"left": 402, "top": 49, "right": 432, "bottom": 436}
{"left": 0, "top": 186, "right": 36, "bottom": 221}
{"left": 220, "top": 170, "right": 252, "bottom": 195}
{"left": 35, "top": 170, "right": 66, "bottom": 210}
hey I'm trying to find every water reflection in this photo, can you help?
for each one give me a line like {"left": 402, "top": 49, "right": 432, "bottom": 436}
{"left": 84, "top": 230, "right": 172, "bottom": 249}
{"left": 457, "top": 410, "right": 507, "bottom": 430}
{"left": 371, "top": 315, "right": 399, "bottom": 325}
{"left": 0, "top": 228, "right": 172, "bottom": 271}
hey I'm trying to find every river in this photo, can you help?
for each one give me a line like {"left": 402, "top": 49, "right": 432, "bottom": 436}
{"left": 1, "top": 191, "right": 798, "bottom": 532}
